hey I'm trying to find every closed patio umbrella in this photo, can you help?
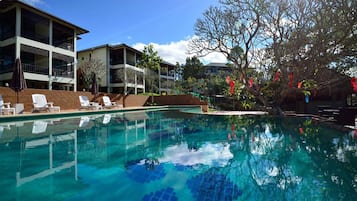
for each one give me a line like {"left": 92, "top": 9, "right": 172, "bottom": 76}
{"left": 10, "top": 58, "right": 27, "bottom": 103}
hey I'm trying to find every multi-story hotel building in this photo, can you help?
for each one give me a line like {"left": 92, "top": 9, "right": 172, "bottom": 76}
{"left": 78, "top": 44, "right": 145, "bottom": 94}
{"left": 0, "top": 0, "right": 88, "bottom": 91}
{"left": 78, "top": 44, "right": 175, "bottom": 95}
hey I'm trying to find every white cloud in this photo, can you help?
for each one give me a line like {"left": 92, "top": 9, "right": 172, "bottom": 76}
{"left": 132, "top": 36, "right": 227, "bottom": 65}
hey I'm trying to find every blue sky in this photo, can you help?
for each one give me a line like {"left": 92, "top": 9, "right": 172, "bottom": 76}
{"left": 22, "top": 0, "right": 226, "bottom": 64}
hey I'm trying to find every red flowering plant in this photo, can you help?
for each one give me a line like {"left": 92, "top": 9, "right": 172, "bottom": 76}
{"left": 225, "top": 75, "right": 256, "bottom": 110}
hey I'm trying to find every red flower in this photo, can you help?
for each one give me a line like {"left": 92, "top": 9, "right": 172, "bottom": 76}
{"left": 351, "top": 77, "right": 357, "bottom": 92}
{"left": 229, "top": 80, "right": 235, "bottom": 95}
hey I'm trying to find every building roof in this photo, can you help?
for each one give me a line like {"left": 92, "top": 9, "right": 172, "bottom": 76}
{"left": 0, "top": 0, "right": 89, "bottom": 35}
{"left": 78, "top": 43, "right": 175, "bottom": 66}
{"left": 161, "top": 60, "right": 175, "bottom": 67}
{"left": 205, "top": 62, "right": 229, "bottom": 68}
{"left": 78, "top": 43, "right": 142, "bottom": 55}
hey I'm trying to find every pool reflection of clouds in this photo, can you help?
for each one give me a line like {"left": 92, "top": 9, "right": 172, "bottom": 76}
{"left": 159, "top": 142, "right": 233, "bottom": 167}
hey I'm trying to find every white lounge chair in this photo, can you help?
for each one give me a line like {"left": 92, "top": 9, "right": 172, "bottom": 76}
{"left": 32, "top": 94, "right": 60, "bottom": 113}
{"left": 102, "top": 96, "right": 120, "bottom": 109}
{"left": 0, "top": 94, "right": 15, "bottom": 115}
{"left": 79, "top": 96, "right": 101, "bottom": 110}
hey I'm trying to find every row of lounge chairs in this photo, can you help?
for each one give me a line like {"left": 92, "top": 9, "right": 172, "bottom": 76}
{"left": 79, "top": 95, "right": 120, "bottom": 110}
{"left": 0, "top": 94, "right": 122, "bottom": 115}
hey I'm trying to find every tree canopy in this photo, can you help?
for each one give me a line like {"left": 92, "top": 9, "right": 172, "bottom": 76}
{"left": 78, "top": 58, "right": 105, "bottom": 91}
{"left": 189, "top": 0, "right": 356, "bottom": 110}
{"left": 137, "top": 44, "right": 162, "bottom": 71}
{"left": 182, "top": 56, "right": 205, "bottom": 80}
{"left": 137, "top": 44, "right": 162, "bottom": 94}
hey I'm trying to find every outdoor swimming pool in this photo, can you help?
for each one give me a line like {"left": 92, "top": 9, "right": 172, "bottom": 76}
{"left": 0, "top": 109, "right": 356, "bottom": 201}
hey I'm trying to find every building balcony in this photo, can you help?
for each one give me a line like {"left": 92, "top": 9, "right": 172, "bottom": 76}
{"left": 160, "top": 74, "right": 175, "bottom": 80}
{"left": 0, "top": 63, "right": 74, "bottom": 79}
{"left": 53, "top": 68, "right": 74, "bottom": 78}
{"left": 23, "top": 63, "right": 48, "bottom": 75}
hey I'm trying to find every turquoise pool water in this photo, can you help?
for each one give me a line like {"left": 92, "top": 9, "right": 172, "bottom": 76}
{"left": 0, "top": 110, "right": 356, "bottom": 201}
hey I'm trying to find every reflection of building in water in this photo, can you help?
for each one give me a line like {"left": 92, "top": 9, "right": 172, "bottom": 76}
{"left": 16, "top": 130, "right": 77, "bottom": 187}
{"left": 122, "top": 112, "right": 148, "bottom": 150}
{"left": 76, "top": 112, "right": 149, "bottom": 167}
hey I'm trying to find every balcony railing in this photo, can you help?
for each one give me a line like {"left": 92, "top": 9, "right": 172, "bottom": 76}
{"left": 0, "top": 63, "right": 73, "bottom": 78}
{"left": 53, "top": 68, "right": 74, "bottom": 78}
{"left": 23, "top": 63, "right": 48, "bottom": 75}
{"left": 54, "top": 42, "right": 74, "bottom": 51}
{"left": 0, "top": 65, "right": 13, "bottom": 73}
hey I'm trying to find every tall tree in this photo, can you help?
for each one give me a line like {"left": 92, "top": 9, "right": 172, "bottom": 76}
{"left": 182, "top": 56, "right": 205, "bottom": 80}
{"left": 78, "top": 58, "right": 105, "bottom": 91}
{"left": 189, "top": 0, "right": 266, "bottom": 105}
{"left": 137, "top": 44, "right": 162, "bottom": 95}
{"left": 189, "top": 0, "right": 356, "bottom": 111}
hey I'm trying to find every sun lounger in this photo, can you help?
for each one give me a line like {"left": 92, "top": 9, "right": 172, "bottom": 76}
{"left": 79, "top": 96, "right": 102, "bottom": 110}
{"left": 32, "top": 94, "right": 60, "bottom": 113}
{"left": 0, "top": 94, "right": 15, "bottom": 115}
{"left": 102, "top": 96, "right": 121, "bottom": 109}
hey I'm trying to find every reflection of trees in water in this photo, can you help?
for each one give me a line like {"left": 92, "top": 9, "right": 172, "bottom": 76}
{"left": 220, "top": 116, "right": 356, "bottom": 200}
{"left": 79, "top": 112, "right": 355, "bottom": 199}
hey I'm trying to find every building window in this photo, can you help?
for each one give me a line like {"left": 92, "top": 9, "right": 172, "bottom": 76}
{"left": 21, "top": 9, "right": 49, "bottom": 44}
{"left": 0, "top": 8, "right": 16, "bottom": 40}
{"left": 110, "top": 49, "right": 124, "bottom": 65}
{"left": 0, "top": 44, "right": 15, "bottom": 73}
{"left": 52, "top": 21, "right": 74, "bottom": 51}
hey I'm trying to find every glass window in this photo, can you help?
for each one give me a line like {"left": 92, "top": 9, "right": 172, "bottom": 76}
{"left": 0, "top": 8, "right": 16, "bottom": 40}
{"left": 110, "top": 49, "right": 124, "bottom": 65}
{"left": 0, "top": 44, "right": 15, "bottom": 73}
{"left": 53, "top": 21, "right": 74, "bottom": 51}
{"left": 21, "top": 9, "right": 49, "bottom": 44}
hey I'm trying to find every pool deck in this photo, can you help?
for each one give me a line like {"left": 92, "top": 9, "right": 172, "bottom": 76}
{"left": 203, "top": 110, "right": 268, "bottom": 115}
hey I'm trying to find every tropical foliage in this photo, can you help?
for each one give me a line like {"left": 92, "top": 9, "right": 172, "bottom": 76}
{"left": 137, "top": 44, "right": 162, "bottom": 94}
{"left": 187, "top": 0, "right": 356, "bottom": 111}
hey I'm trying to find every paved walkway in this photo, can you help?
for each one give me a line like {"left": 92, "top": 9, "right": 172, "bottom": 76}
{"left": 206, "top": 110, "right": 268, "bottom": 115}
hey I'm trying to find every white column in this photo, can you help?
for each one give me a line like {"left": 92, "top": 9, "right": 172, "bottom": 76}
{"left": 158, "top": 67, "right": 161, "bottom": 94}
{"left": 124, "top": 48, "right": 127, "bottom": 94}
{"left": 73, "top": 32, "right": 77, "bottom": 92}
{"left": 135, "top": 71, "right": 137, "bottom": 94}
{"left": 48, "top": 21, "right": 53, "bottom": 90}
{"left": 106, "top": 47, "right": 111, "bottom": 93}
{"left": 143, "top": 70, "right": 146, "bottom": 93}
{"left": 15, "top": 6, "right": 21, "bottom": 58}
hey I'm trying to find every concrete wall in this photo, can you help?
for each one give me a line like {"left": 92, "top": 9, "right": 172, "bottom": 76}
{"left": 0, "top": 87, "right": 149, "bottom": 112}
{"left": 0, "top": 87, "right": 205, "bottom": 113}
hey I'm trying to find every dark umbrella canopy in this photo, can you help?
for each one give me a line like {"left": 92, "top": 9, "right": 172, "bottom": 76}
{"left": 91, "top": 73, "right": 98, "bottom": 95}
{"left": 11, "top": 58, "right": 27, "bottom": 103}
